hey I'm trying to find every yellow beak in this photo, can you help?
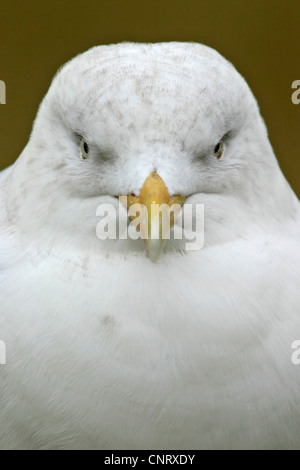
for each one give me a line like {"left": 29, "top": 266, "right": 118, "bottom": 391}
{"left": 120, "top": 172, "right": 187, "bottom": 262}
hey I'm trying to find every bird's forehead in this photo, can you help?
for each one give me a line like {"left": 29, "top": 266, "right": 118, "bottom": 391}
{"left": 61, "top": 50, "right": 238, "bottom": 104}
{"left": 50, "top": 44, "right": 250, "bottom": 144}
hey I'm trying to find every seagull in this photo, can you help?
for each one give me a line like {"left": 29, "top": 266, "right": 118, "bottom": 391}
{"left": 0, "top": 42, "right": 300, "bottom": 450}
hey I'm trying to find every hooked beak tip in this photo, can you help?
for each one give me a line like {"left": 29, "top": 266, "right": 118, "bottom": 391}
{"left": 145, "top": 238, "right": 164, "bottom": 263}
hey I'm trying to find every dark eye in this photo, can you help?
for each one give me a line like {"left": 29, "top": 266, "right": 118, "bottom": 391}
{"left": 214, "top": 141, "right": 224, "bottom": 159}
{"left": 80, "top": 139, "right": 89, "bottom": 160}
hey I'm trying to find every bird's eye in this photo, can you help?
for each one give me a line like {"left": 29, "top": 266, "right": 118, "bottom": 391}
{"left": 214, "top": 141, "right": 224, "bottom": 159}
{"left": 80, "top": 139, "right": 89, "bottom": 160}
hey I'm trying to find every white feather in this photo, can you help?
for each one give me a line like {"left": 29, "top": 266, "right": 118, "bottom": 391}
{"left": 0, "top": 42, "right": 299, "bottom": 450}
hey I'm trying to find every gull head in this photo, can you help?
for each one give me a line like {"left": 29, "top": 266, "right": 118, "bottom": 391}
{"left": 8, "top": 42, "right": 294, "bottom": 260}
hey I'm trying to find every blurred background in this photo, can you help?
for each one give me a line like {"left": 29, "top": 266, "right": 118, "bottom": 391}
{"left": 0, "top": 0, "right": 299, "bottom": 196}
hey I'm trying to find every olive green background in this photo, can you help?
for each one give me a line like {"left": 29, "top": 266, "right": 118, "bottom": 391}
{"left": 0, "top": 0, "right": 299, "bottom": 196}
